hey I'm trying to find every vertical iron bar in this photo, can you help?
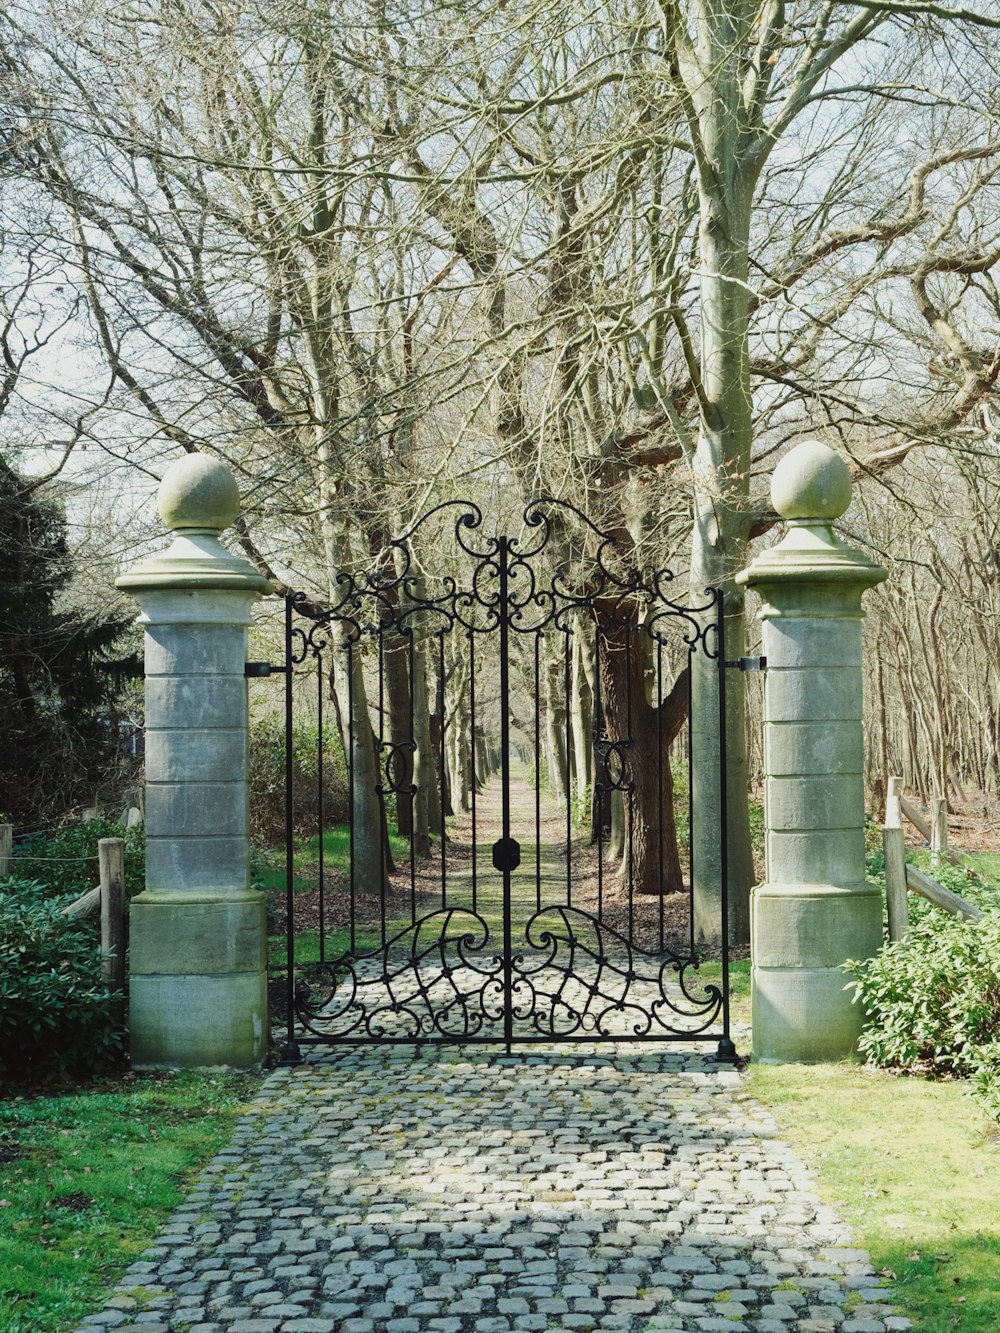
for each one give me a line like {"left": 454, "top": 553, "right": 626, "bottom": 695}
{"left": 283, "top": 596, "right": 299, "bottom": 1058}
{"left": 657, "top": 635, "right": 665, "bottom": 954}
{"left": 347, "top": 639, "right": 356, "bottom": 954}
{"left": 409, "top": 631, "right": 417, "bottom": 925}
{"left": 594, "top": 631, "right": 604, "bottom": 920}
{"left": 498, "top": 537, "right": 514, "bottom": 1054}
{"left": 687, "top": 648, "right": 696, "bottom": 961}
{"left": 378, "top": 628, "right": 387, "bottom": 949}
{"left": 470, "top": 629, "right": 477, "bottom": 913}
{"left": 534, "top": 632, "right": 541, "bottom": 912}
{"left": 439, "top": 631, "right": 447, "bottom": 908}
{"left": 564, "top": 629, "right": 572, "bottom": 906}
{"left": 716, "top": 587, "right": 734, "bottom": 1057}
{"left": 317, "top": 659, "right": 325, "bottom": 963}
{"left": 625, "top": 620, "right": 634, "bottom": 942}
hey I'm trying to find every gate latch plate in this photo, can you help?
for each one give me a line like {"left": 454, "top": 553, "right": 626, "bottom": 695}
{"left": 492, "top": 837, "right": 521, "bottom": 872}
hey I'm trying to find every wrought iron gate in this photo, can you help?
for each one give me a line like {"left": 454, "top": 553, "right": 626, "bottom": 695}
{"left": 273, "top": 500, "right": 734, "bottom": 1058}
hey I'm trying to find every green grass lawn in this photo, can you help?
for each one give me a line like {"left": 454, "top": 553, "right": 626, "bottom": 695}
{"left": 0, "top": 1071, "right": 257, "bottom": 1333}
{"left": 748, "top": 1061, "right": 1000, "bottom": 1332}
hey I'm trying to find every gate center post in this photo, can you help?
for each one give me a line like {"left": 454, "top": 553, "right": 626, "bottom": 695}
{"left": 737, "top": 441, "right": 886, "bottom": 1062}
{"left": 497, "top": 535, "right": 515, "bottom": 1053}
{"left": 118, "top": 455, "right": 272, "bottom": 1068}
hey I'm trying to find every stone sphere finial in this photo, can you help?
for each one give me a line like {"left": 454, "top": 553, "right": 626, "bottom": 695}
{"left": 157, "top": 453, "right": 241, "bottom": 532}
{"left": 771, "top": 440, "right": 853, "bottom": 522}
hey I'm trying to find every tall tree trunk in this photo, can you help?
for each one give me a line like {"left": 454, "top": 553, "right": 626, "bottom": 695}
{"left": 544, "top": 648, "right": 569, "bottom": 803}
{"left": 570, "top": 618, "right": 594, "bottom": 805}
{"left": 409, "top": 628, "right": 435, "bottom": 855}
{"left": 329, "top": 642, "right": 387, "bottom": 892}
{"left": 596, "top": 607, "right": 686, "bottom": 894}
{"left": 686, "top": 98, "right": 756, "bottom": 945}
{"left": 383, "top": 629, "right": 414, "bottom": 838}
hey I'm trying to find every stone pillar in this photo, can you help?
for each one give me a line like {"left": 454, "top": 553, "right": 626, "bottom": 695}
{"left": 736, "top": 441, "right": 886, "bottom": 1062}
{"left": 117, "top": 455, "right": 272, "bottom": 1068}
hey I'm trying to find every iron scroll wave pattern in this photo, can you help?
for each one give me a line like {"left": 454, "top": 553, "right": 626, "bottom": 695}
{"left": 292, "top": 908, "right": 724, "bottom": 1045}
{"left": 285, "top": 498, "right": 721, "bottom": 656}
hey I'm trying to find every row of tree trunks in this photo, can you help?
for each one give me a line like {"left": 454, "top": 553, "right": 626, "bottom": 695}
{"left": 322, "top": 585, "right": 701, "bottom": 916}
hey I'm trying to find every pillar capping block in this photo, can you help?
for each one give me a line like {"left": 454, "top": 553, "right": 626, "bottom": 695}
{"left": 117, "top": 453, "right": 273, "bottom": 596}
{"left": 736, "top": 440, "right": 887, "bottom": 599}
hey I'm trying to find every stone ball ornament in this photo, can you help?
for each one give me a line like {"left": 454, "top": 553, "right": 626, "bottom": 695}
{"left": 157, "top": 452, "right": 242, "bottom": 533}
{"left": 771, "top": 440, "right": 853, "bottom": 522}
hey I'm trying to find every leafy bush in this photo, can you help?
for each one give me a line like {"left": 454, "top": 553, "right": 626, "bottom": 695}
{"left": 9, "top": 820, "right": 145, "bottom": 899}
{"left": 847, "top": 909, "right": 1000, "bottom": 1122}
{"left": 0, "top": 881, "right": 123, "bottom": 1077}
{"left": 249, "top": 716, "right": 348, "bottom": 847}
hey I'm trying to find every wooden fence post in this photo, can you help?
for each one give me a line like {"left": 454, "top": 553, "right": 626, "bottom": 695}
{"left": 886, "top": 776, "right": 903, "bottom": 832}
{"left": 99, "top": 838, "right": 127, "bottom": 1016}
{"left": 0, "top": 824, "right": 11, "bottom": 879}
{"left": 931, "top": 797, "right": 948, "bottom": 865}
{"left": 883, "top": 779, "right": 908, "bottom": 943}
{"left": 883, "top": 824, "right": 909, "bottom": 942}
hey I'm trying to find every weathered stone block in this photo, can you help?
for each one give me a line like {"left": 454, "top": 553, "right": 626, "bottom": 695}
{"left": 130, "top": 893, "right": 266, "bottom": 974}
{"left": 146, "top": 834, "right": 249, "bottom": 894}
{"left": 145, "top": 624, "right": 248, "bottom": 676}
{"left": 145, "top": 781, "right": 248, "bottom": 838}
{"left": 765, "top": 723, "right": 862, "bottom": 778}
{"left": 765, "top": 775, "right": 864, "bottom": 831}
{"left": 751, "top": 884, "right": 882, "bottom": 969}
{"left": 763, "top": 618, "right": 862, "bottom": 670}
{"left": 145, "top": 677, "right": 248, "bottom": 728}
{"left": 129, "top": 971, "right": 268, "bottom": 1068}
{"left": 766, "top": 828, "right": 866, "bottom": 886}
{"left": 144, "top": 728, "right": 248, "bottom": 783}
{"left": 764, "top": 667, "right": 861, "bottom": 723}
{"left": 752, "top": 965, "right": 867, "bottom": 1064}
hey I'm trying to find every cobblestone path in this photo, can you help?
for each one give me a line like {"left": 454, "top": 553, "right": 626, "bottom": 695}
{"left": 75, "top": 1047, "right": 909, "bottom": 1333}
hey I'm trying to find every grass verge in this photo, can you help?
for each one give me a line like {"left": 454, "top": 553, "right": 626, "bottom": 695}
{"left": 747, "top": 1061, "right": 1000, "bottom": 1332}
{"left": 0, "top": 1069, "right": 258, "bottom": 1333}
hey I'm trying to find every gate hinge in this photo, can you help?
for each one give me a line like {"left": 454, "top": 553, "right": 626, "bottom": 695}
{"left": 245, "top": 661, "right": 289, "bottom": 678}
{"left": 725, "top": 655, "right": 767, "bottom": 672}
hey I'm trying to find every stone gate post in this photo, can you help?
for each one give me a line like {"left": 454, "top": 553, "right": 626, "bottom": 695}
{"left": 118, "top": 455, "right": 272, "bottom": 1067}
{"left": 737, "top": 441, "right": 886, "bottom": 1062}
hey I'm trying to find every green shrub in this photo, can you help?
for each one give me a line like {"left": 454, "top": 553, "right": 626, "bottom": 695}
{"left": 0, "top": 881, "right": 124, "bottom": 1077}
{"left": 847, "top": 911, "right": 1000, "bottom": 1121}
{"left": 9, "top": 820, "right": 144, "bottom": 899}
{"left": 968, "top": 1041, "right": 1000, "bottom": 1123}
{"left": 249, "top": 717, "right": 348, "bottom": 847}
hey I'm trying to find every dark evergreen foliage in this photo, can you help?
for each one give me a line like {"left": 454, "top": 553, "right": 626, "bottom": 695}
{"left": 0, "top": 457, "right": 139, "bottom": 824}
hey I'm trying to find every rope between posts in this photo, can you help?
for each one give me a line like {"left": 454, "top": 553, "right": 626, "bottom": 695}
{"left": 9, "top": 854, "right": 100, "bottom": 863}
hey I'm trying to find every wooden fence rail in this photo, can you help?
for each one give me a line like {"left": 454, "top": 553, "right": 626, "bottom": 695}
{"left": 883, "top": 777, "right": 983, "bottom": 940}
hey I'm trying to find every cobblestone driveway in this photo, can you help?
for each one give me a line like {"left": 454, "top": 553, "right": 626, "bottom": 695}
{"left": 76, "top": 1047, "right": 909, "bottom": 1333}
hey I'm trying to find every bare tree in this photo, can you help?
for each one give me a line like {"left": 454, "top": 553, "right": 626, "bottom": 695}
{"left": 3, "top": 0, "right": 1000, "bottom": 944}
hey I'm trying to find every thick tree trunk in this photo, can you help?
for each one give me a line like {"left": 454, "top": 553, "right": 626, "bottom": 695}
{"left": 596, "top": 608, "right": 686, "bottom": 895}
{"left": 688, "top": 156, "right": 755, "bottom": 945}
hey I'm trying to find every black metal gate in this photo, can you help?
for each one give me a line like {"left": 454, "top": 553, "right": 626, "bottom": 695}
{"left": 273, "top": 500, "right": 733, "bottom": 1058}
